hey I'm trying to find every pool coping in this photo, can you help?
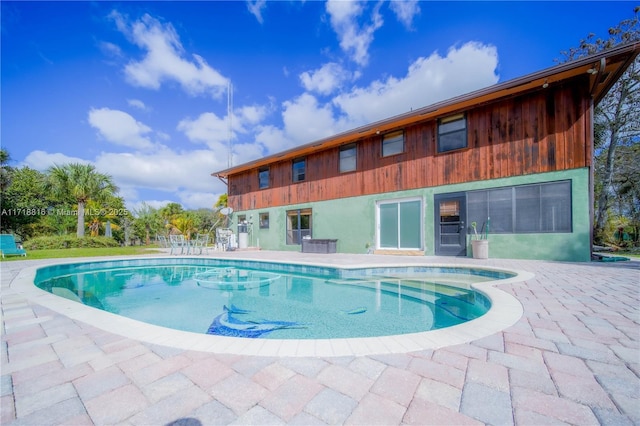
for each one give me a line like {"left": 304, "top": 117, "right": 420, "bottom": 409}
{"left": 10, "top": 255, "right": 533, "bottom": 357}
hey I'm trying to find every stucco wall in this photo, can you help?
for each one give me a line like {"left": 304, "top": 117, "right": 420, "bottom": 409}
{"left": 231, "top": 168, "right": 591, "bottom": 262}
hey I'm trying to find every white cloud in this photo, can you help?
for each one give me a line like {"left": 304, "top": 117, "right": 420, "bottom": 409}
{"left": 389, "top": 0, "right": 420, "bottom": 29}
{"left": 282, "top": 93, "right": 349, "bottom": 143}
{"left": 235, "top": 42, "right": 499, "bottom": 157}
{"left": 94, "top": 148, "right": 224, "bottom": 193}
{"left": 156, "top": 131, "right": 171, "bottom": 141}
{"left": 110, "top": 12, "right": 228, "bottom": 97}
{"left": 177, "top": 191, "right": 218, "bottom": 211}
{"left": 299, "top": 62, "right": 353, "bottom": 95}
{"left": 247, "top": 93, "right": 352, "bottom": 155}
{"left": 227, "top": 141, "right": 264, "bottom": 165}
{"left": 177, "top": 112, "right": 229, "bottom": 149}
{"left": 325, "top": 0, "right": 383, "bottom": 66}
{"left": 178, "top": 105, "right": 268, "bottom": 150}
{"left": 99, "top": 41, "right": 123, "bottom": 57}
{"left": 246, "top": 0, "right": 267, "bottom": 24}
{"left": 22, "top": 144, "right": 227, "bottom": 211}
{"left": 253, "top": 125, "right": 294, "bottom": 157}
{"left": 22, "top": 151, "right": 90, "bottom": 171}
{"left": 333, "top": 42, "right": 500, "bottom": 124}
{"left": 88, "top": 107, "right": 155, "bottom": 150}
{"left": 237, "top": 104, "right": 268, "bottom": 125}
{"left": 127, "top": 99, "right": 149, "bottom": 111}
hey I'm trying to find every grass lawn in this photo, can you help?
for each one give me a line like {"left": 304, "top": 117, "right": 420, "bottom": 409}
{"left": 0, "top": 245, "right": 164, "bottom": 261}
{"left": 619, "top": 251, "right": 640, "bottom": 259}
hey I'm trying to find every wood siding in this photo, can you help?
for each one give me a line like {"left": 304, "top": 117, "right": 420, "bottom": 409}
{"left": 228, "top": 81, "right": 592, "bottom": 211}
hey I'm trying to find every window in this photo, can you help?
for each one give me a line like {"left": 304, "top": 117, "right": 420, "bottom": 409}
{"left": 237, "top": 214, "right": 247, "bottom": 234}
{"left": 339, "top": 143, "right": 357, "bottom": 173}
{"left": 259, "top": 212, "right": 269, "bottom": 229}
{"left": 292, "top": 158, "right": 306, "bottom": 182}
{"left": 517, "top": 182, "right": 572, "bottom": 232}
{"left": 286, "top": 209, "right": 312, "bottom": 244}
{"left": 377, "top": 198, "right": 422, "bottom": 249}
{"left": 438, "top": 114, "right": 467, "bottom": 153}
{"left": 467, "top": 181, "right": 572, "bottom": 234}
{"left": 382, "top": 131, "right": 404, "bottom": 157}
{"left": 258, "top": 167, "right": 269, "bottom": 189}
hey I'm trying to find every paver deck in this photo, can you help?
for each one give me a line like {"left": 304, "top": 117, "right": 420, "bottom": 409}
{"left": 1, "top": 251, "right": 638, "bottom": 425}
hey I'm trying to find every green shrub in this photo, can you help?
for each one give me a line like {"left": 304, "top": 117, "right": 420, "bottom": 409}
{"left": 23, "top": 235, "right": 120, "bottom": 250}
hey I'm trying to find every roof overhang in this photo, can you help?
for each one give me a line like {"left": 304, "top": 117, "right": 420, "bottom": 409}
{"left": 214, "top": 42, "right": 639, "bottom": 179}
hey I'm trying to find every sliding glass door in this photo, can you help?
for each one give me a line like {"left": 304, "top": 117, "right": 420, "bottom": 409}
{"left": 377, "top": 198, "right": 422, "bottom": 250}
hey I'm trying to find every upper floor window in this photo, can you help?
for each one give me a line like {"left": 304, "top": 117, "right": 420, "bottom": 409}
{"left": 339, "top": 143, "right": 357, "bottom": 173}
{"left": 258, "top": 166, "right": 269, "bottom": 189}
{"left": 438, "top": 114, "right": 467, "bottom": 153}
{"left": 382, "top": 131, "right": 404, "bottom": 157}
{"left": 292, "top": 158, "right": 306, "bottom": 182}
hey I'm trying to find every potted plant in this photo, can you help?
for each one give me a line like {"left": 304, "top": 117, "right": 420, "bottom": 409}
{"left": 470, "top": 219, "right": 489, "bottom": 259}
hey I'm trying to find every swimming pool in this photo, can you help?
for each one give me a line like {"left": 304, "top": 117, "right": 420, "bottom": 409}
{"left": 34, "top": 258, "right": 512, "bottom": 340}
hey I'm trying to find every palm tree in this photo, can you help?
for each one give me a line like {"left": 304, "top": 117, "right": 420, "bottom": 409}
{"left": 133, "top": 202, "right": 160, "bottom": 245}
{"left": 47, "top": 163, "right": 119, "bottom": 237}
{"left": 170, "top": 215, "right": 196, "bottom": 240}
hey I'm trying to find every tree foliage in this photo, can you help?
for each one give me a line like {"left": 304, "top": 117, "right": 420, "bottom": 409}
{"left": 1, "top": 165, "right": 50, "bottom": 238}
{"left": 1, "top": 150, "right": 220, "bottom": 246}
{"left": 170, "top": 214, "right": 197, "bottom": 239}
{"left": 132, "top": 202, "right": 162, "bottom": 245}
{"left": 559, "top": 6, "right": 640, "bottom": 245}
{"left": 46, "top": 163, "right": 119, "bottom": 238}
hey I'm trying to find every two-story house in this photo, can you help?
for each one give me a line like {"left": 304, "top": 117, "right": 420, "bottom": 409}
{"left": 213, "top": 43, "right": 639, "bottom": 261}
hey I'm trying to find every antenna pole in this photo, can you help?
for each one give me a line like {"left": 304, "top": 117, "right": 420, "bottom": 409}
{"left": 227, "top": 82, "right": 233, "bottom": 168}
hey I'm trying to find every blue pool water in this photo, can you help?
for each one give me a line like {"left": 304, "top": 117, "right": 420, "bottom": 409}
{"left": 34, "top": 258, "right": 513, "bottom": 339}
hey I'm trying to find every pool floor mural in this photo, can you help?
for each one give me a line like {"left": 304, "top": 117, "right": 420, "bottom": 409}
{"left": 207, "top": 304, "right": 306, "bottom": 338}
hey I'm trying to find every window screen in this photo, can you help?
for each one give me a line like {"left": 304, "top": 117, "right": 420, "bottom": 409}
{"left": 468, "top": 181, "right": 572, "bottom": 235}
{"left": 488, "top": 188, "right": 513, "bottom": 233}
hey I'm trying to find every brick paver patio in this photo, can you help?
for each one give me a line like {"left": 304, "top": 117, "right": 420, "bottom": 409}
{"left": 1, "top": 252, "right": 638, "bottom": 425}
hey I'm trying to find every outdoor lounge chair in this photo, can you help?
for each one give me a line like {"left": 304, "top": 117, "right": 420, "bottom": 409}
{"left": 0, "top": 234, "right": 27, "bottom": 258}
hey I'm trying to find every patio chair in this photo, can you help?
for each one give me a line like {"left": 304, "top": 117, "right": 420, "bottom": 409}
{"left": 157, "top": 235, "right": 168, "bottom": 248}
{"left": 191, "top": 233, "right": 210, "bottom": 255}
{"left": 169, "top": 234, "right": 187, "bottom": 255}
{"left": 0, "top": 234, "right": 27, "bottom": 258}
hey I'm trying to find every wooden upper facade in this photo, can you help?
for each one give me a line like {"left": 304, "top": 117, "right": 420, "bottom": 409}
{"left": 214, "top": 44, "right": 639, "bottom": 212}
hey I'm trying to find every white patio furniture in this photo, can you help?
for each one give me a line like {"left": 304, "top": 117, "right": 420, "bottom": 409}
{"left": 169, "top": 234, "right": 188, "bottom": 255}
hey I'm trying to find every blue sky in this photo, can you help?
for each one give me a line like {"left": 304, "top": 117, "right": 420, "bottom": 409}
{"left": 1, "top": 1, "right": 634, "bottom": 211}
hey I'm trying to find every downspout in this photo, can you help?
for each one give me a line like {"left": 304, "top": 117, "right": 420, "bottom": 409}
{"left": 588, "top": 97, "right": 595, "bottom": 260}
{"left": 586, "top": 58, "right": 604, "bottom": 261}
